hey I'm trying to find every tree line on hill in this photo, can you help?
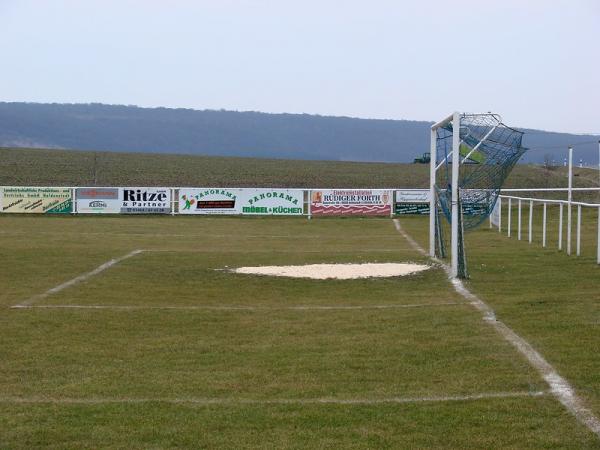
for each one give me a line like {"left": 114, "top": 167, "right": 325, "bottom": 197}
{"left": 0, "top": 102, "right": 597, "bottom": 164}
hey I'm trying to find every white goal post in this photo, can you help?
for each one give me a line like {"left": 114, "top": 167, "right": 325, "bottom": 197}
{"left": 429, "top": 112, "right": 461, "bottom": 277}
{"left": 429, "top": 112, "right": 526, "bottom": 279}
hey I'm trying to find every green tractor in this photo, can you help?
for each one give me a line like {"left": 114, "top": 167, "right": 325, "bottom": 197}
{"left": 413, "top": 145, "right": 484, "bottom": 165}
{"left": 413, "top": 152, "right": 431, "bottom": 164}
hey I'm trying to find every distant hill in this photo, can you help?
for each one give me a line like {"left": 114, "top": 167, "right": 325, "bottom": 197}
{"left": 0, "top": 102, "right": 597, "bottom": 164}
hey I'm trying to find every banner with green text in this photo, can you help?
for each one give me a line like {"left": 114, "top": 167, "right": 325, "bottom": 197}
{"left": 179, "top": 188, "right": 242, "bottom": 214}
{"left": 239, "top": 189, "right": 303, "bottom": 215}
{"left": 0, "top": 187, "right": 72, "bottom": 214}
{"left": 179, "top": 188, "right": 304, "bottom": 215}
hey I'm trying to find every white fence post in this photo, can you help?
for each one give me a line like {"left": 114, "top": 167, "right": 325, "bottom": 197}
{"left": 542, "top": 202, "right": 547, "bottom": 248}
{"left": 567, "top": 203, "right": 572, "bottom": 255}
{"left": 528, "top": 200, "right": 533, "bottom": 243}
{"left": 498, "top": 197, "right": 502, "bottom": 232}
{"left": 307, "top": 190, "right": 312, "bottom": 220}
{"left": 576, "top": 204, "right": 581, "bottom": 256}
{"left": 597, "top": 206, "right": 600, "bottom": 265}
{"left": 171, "top": 188, "right": 176, "bottom": 216}
{"left": 559, "top": 203, "right": 564, "bottom": 251}
{"left": 508, "top": 198, "right": 512, "bottom": 237}
{"left": 567, "top": 147, "right": 573, "bottom": 255}
{"left": 518, "top": 199, "right": 522, "bottom": 240}
{"left": 71, "top": 187, "right": 76, "bottom": 214}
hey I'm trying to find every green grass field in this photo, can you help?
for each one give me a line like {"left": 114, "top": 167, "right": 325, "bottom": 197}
{"left": 1, "top": 214, "right": 599, "bottom": 448}
{"left": 1, "top": 147, "right": 600, "bottom": 447}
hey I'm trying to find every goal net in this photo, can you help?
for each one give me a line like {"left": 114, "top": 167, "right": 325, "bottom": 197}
{"left": 430, "top": 112, "right": 526, "bottom": 278}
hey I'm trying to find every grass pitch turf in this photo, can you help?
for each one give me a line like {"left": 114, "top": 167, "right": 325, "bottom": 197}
{"left": 1, "top": 215, "right": 599, "bottom": 448}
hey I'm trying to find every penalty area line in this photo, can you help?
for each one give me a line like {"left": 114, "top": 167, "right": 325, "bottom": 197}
{"left": 14, "top": 249, "right": 144, "bottom": 308}
{"left": 393, "top": 218, "right": 600, "bottom": 438}
{"left": 10, "top": 302, "right": 472, "bottom": 311}
{"left": 0, "top": 390, "right": 546, "bottom": 405}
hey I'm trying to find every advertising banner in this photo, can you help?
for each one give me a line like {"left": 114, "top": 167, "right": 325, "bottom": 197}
{"left": 75, "top": 188, "right": 120, "bottom": 213}
{"left": 310, "top": 189, "right": 391, "bottom": 216}
{"left": 120, "top": 187, "right": 171, "bottom": 214}
{"left": 0, "top": 187, "right": 72, "bottom": 213}
{"left": 463, "top": 203, "right": 490, "bottom": 216}
{"left": 396, "top": 189, "right": 430, "bottom": 203}
{"left": 179, "top": 188, "right": 242, "bottom": 214}
{"left": 239, "top": 189, "right": 303, "bottom": 215}
{"left": 395, "top": 203, "right": 430, "bottom": 215}
{"left": 179, "top": 188, "right": 304, "bottom": 215}
{"left": 395, "top": 189, "right": 430, "bottom": 215}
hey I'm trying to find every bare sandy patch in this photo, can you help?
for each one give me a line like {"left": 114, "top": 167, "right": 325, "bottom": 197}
{"left": 232, "top": 263, "right": 429, "bottom": 280}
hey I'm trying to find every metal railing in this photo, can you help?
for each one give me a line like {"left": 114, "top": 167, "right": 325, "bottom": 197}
{"left": 491, "top": 193, "right": 600, "bottom": 264}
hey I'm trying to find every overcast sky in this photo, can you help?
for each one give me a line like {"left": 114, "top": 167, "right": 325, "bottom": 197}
{"left": 1, "top": 0, "right": 598, "bottom": 134}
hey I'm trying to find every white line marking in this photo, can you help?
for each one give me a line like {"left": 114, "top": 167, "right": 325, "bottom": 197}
{"left": 0, "top": 231, "right": 399, "bottom": 239}
{"left": 15, "top": 250, "right": 144, "bottom": 307}
{"left": 145, "top": 249, "right": 408, "bottom": 254}
{"left": 10, "top": 302, "right": 468, "bottom": 311}
{"left": 0, "top": 391, "right": 545, "bottom": 405}
{"left": 393, "top": 218, "right": 600, "bottom": 438}
{"left": 392, "top": 220, "right": 429, "bottom": 257}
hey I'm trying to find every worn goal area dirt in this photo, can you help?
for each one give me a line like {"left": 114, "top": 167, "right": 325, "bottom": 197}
{"left": 232, "top": 262, "right": 430, "bottom": 279}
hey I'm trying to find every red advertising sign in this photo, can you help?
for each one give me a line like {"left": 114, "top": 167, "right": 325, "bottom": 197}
{"left": 311, "top": 189, "right": 391, "bottom": 216}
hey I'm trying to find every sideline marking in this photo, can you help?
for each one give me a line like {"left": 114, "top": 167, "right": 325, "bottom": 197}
{"left": 14, "top": 250, "right": 144, "bottom": 307}
{"left": 0, "top": 231, "right": 400, "bottom": 239}
{"left": 0, "top": 390, "right": 545, "bottom": 405}
{"left": 393, "top": 218, "right": 600, "bottom": 438}
{"left": 10, "top": 302, "right": 468, "bottom": 311}
{"left": 146, "top": 248, "right": 407, "bottom": 254}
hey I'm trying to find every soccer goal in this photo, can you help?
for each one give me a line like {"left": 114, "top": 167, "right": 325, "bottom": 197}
{"left": 429, "top": 112, "right": 526, "bottom": 278}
